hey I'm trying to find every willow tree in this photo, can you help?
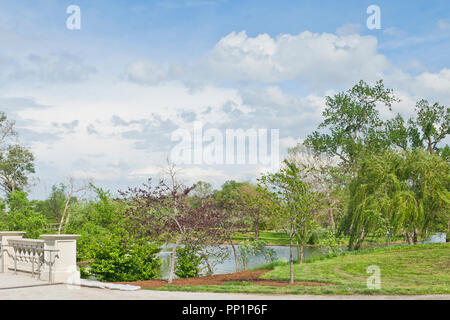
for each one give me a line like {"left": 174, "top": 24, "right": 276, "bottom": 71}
{"left": 343, "top": 149, "right": 449, "bottom": 249}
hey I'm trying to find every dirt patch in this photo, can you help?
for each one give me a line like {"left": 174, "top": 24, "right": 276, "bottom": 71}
{"left": 114, "top": 270, "right": 329, "bottom": 288}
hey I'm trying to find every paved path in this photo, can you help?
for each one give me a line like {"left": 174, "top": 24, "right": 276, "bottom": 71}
{"left": 1, "top": 273, "right": 448, "bottom": 300}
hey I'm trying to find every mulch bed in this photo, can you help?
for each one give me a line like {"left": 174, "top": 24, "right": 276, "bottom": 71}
{"left": 114, "top": 270, "right": 329, "bottom": 288}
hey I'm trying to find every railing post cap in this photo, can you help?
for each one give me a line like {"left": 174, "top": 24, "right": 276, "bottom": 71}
{"left": 0, "top": 231, "right": 26, "bottom": 236}
{"left": 40, "top": 234, "right": 80, "bottom": 240}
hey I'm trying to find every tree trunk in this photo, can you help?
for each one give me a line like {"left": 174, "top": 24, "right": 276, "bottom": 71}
{"left": 413, "top": 228, "right": 418, "bottom": 245}
{"left": 254, "top": 221, "right": 259, "bottom": 241}
{"left": 57, "top": 195, "right": 71, "bottom": 234}
{"left": 229, "top": 236, "right": 240, "bottom": 272}
{"left": 289, "top": 237, "right": 294, "bottom": 284}
{"left": 406, "top": 231, "right": 414, "bottom": 245}
{"left": 355, "top": 229, "right": 366, "bottom": 250}
{"left": 168, "top": 234, "right": 183, "bottom": 284}
{"left": 299, "top": 245, "right": 304, "bottom": 264}
{"left": 202, "top": 252, "right": 213, "bottom": 275}
{"left": 328, "top": 208, "right": 335, "bottom": 232}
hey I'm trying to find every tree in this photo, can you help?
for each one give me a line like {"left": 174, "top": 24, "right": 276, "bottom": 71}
{"left": 286, "top": 143, "right": 346, "bottom": 233}
{"left": 258, "top": 160, "right": 321, "bottom": 283}
{"left": 385, "top": 100, "right": 449, "bottom": 155}
{"left": 38, "top": 184, "right": 67, "bottom": 226}
{"left": 119, "top": 178, "right": 230, "bottom": 284}
{"left": 237, "top": 183, "right": 271, "bottom": 241}
{"left": 216, "top": 181, "right": 270, "bottom": 241}
{"left": 0, "top": 145, "right": 35, "bottom": 195}
{"left": 385, "top": 113, "right": 410, "bottom": 151}
{"left": 343, "top": 149, "right": 449, "bottom": 249}
{"left": 0, "top": 112, "right": 16, "bottom": 149}
{"left": 305, "top": 80, "right": 399, "bottom": 174}
{"left": 408, "top": 100, "right": 449, "bottom": 155}
{"left": 57, "top": 177, "right": 90, "bottom": 234}
{"left": 439, "top": 145, "right": 450, "bottom": 162}
{"left": 214, "top": 180, "right": 247, "bottom": 272}
{"left": 0, "top": 191, "right": 48, "bottom": 238}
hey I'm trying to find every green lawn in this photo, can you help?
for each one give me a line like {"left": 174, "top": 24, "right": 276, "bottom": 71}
{"left": 232, "top": 230, "right": 291, "bottom": 245}
{"left": 149, "top": 243, "right": 450, "bottom": 295}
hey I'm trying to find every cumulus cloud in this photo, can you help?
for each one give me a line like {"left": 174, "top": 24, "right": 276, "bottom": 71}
{"left": 206, "top": 30, "right": 389, "bottom": 87}
{"left": 387, "top": 68, "right": 450, "bottom": 104}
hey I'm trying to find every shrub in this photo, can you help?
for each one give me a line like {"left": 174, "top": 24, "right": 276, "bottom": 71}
{"left": 86, "top": 236, "right": 161, "bottom": 282}
{"left": 175, "top": 245, "right": 202, "bottom": 278}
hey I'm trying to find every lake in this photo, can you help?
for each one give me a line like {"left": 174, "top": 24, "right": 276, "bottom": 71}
{"left": 158, "top": 244, "right": 331, "bottom": 279}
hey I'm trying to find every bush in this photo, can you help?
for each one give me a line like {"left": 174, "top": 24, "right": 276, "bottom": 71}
{"left": 85, "top": 236, "right": 161, "bottom": 282}
{"left": 175, "top": 245, "right": 202, "bottom": 278}
{"left": 0, "top": 191, "right": 48, "bottom": 238}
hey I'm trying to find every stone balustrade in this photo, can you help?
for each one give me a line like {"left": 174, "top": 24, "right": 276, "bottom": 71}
{"left": 0, "top": 231, "right": 80, "bottom": 283}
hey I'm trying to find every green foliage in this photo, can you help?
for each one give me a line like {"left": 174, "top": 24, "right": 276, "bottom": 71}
{"left": 0, "top": 191, "right": 48, "bottom": 238}
{"left": 0, "top": 145, "right": 35, "bottom": 195}
{"left": 238, "top": 240, "right": 277, "bottom": 270}
{"left": 386, "top": 100, "right": 449, "bottom": 154}
{"left": 64, "top": 186, "right": 126, "bottom": 261}
{"left": 409, "top": 99, "right": 449, "bottom": 153}
{"left": 258, "top": 160, "right": 321, "bottom": 247}
{"left": 439, "top": 145, "right": 450, "bottom": 162}
{"left": 86, "top": 236, "right": 161, "bottom": 282}
{"left": 36, "top": 184, "right": 67, "bottom": 225}
{"left": 343, "top": 149, "right": 449, "bottom": 249}
{"left": 318, "top": 229, "right": 343, "bottom": 255}
{"left": 305, "top": 80, "right": 399, "bottom": 172}
{"left": 175, "top": 245, "right": 202, "bottom": 278}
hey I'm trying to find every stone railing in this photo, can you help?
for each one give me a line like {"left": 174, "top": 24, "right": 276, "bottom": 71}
{"left": 0, "top": 231, "right": 80, "bottom": 283}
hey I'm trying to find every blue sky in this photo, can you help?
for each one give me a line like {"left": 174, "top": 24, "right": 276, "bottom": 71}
{"left": 0, "top": 0, "right": 449, "bottom": 198}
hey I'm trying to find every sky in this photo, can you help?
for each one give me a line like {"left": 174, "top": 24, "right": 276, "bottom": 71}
{"left": 0, "top": 0, "right": 449, "bottom": 199}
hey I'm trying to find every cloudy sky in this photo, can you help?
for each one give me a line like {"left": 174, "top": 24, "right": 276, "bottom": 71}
{"left": 1, "top": 0, "right": 449, "bottom": 198}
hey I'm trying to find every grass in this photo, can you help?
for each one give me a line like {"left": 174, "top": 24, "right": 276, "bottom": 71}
{"left": 147, "top": 243, "right": 450, "bottom": 295}
{"left": 232, "top": 230, "right": 291, "bottom": 245}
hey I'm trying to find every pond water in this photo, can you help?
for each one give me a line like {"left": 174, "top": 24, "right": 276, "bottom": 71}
{"left": 158, "top": 244, "right": 331, "bottom": 279}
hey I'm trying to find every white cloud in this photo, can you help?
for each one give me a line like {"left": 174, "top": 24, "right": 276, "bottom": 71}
{"left": 387, "top": 68, "right": 450, "bottom": 104}
{"left": 124, "top": 60, "right": 170, "bottom": 86}
{"left": 206, "top": 30, "right": 389, "bottom": 86}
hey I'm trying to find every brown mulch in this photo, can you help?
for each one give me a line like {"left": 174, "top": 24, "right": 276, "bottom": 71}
{"left": 114, "top": 270, "right": 329, "bottom": 288}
